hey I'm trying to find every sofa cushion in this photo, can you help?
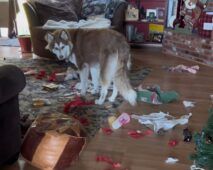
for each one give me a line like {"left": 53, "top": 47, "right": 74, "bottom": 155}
{"left": 82, "top": 0, "right": 109, "bottom": 17}
{"left": 28, "top": 0, "right": 83, "bottom": 24}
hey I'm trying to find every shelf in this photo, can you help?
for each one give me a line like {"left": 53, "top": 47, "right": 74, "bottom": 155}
{"left": 129, "top": 42, "right": 163, "bottom": 47}
{"left": 125, "top": 20, "right": 165, "bottom": 24}
{"left": 128, "top": 41, "right": 162, "bottom": 45}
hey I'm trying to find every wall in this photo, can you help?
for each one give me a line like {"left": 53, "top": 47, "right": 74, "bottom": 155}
{"left": 163, "top": 30, "right": 213, "bottom": 67}
{"left": 0, "top": 1, "right": 9, "bottom": 27}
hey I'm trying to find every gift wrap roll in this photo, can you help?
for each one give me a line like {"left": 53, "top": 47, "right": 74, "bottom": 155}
{"left": 21, "top": 113, "right": 86, "bottom": 170}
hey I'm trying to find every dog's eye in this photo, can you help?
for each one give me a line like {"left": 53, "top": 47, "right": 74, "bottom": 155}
{"left": 55, "top": 47, "right": 59, "bottom": 50}
{"left": 61, "top": 46, "right": 65, "bottom": 49}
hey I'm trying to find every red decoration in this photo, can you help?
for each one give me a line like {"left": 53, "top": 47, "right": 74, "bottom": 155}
{"left": 168, "top": 139, "right": 179, "bottom": 147}
{"left": 144, "top": 129, "right": 154, "bottom": 136}
{"left": 127, "top": 130, "right": 144, "bottom": 139}
{"left": 63, "top": 96, "right": 94, "bottom": 113}
{"left": 48, "top": 72, "right": 56, "bottom": 82}
{"left": 102, "top": 128, "right": 113, "bottom": 135}
{"left": 36, "top": 70, "right": 46, "bottom": 79}
{"left": 96, "top": 155, "right": 121, "bottom": 169}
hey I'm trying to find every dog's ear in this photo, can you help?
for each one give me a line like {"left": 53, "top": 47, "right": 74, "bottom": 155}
{"left": 44, "top": 32, "right": 54, "bottom": 43}
{"left": 60, "top": 30, "right": 69, "bottom": 41}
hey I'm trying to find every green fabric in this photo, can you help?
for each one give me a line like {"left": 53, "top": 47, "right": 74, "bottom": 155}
{"left": 137, "top": 85, "right": 179, "bottom": 104}
{"left": 155, "top": 86, "right": 179, "bottom": 103}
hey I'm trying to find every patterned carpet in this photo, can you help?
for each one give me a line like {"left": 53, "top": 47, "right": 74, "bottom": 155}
{"left": 0, "top": 58, "right": 151, "bottom": 137}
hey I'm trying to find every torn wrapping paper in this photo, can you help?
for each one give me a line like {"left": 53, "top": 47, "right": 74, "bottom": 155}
{"left": 96, "top": 155, "right": 121, "bottom": 169}
{"left": 48, "top": 72, "right": 67, "bottom": 82}
{"left": 131, "top": 112, "right": 192, "bottom": 133}
{"left": 32, "top": 98, "right": 51, "bottom": 107}
{"left": 137, "top": 85, "right": 179, "bottom": 104}
{"left": 165, "top": 157, "right": 179, "bottom": 164}
{"left": 168, "top": 65, "right": 200, "bottom": 74}
{"left": 183, "top": 100, "right": 196, "bottom": 108}
{"left": 24, "top": 69, "right": 37, "bottom": 76}
{"left": 63, "top": 96, "right": 94, "bottom": 113}
{"left": 42, "top": 83, "right": 59, "bottom": 91}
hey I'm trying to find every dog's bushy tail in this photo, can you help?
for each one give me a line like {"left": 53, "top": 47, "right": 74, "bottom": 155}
{"left": 114, "top": 49, "right": 137, "bottom": 106}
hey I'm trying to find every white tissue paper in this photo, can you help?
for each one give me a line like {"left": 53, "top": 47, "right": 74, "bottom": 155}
{"left": 183, "top": 100, "right": 195, "bottom": 108}
{"left": 165, "top": 157, "right": 179, "bottom": 164}
{"left": 131, "top": 111, "right": 192, "bottom": 133}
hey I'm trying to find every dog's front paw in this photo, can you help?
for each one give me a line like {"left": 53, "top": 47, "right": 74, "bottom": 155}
{"left": 80, "top": 90, "right": 86, "bottom": 96}
{"left": 95, "top": 99, "right": 104, "bottom": 105}
{"left": 75, "top": 82, "right": 81, "bottom": 90}
{"left": 65, "top": 72, "right": 78, "bottom": 81}
{"left": 91, "top": 88, "right": 99, "bottom": 95}
{"left": 108, "top": 96, "right": 115, "bottom": 102}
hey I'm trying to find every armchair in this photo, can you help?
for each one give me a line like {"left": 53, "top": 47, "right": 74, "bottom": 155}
{"left": 0, "top": 65, "right": 26, "bottom": 166}
{"left": 23, "top": 1, "right": 127, "bottom": 58}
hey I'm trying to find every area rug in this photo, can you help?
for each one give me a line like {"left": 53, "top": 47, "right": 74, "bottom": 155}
{"left": 0, "top": 38, "right": 20, "bottom": 47}
{"left": 0, "top": 58, "right": 151, "bottom": 138}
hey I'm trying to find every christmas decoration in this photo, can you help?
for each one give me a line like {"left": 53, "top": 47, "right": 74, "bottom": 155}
{"left": 190, "top": 108, "right": 213, "bottom": 169}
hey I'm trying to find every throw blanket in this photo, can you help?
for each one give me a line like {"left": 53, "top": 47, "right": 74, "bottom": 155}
{"left": 105, "top": 0, "right": 127, "bottom": 19}
{"left": 42, "top": 18, "right": 111, "bottom": 29}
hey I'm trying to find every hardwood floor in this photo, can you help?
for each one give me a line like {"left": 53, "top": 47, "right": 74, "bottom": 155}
{"left": 1, "top": 46, "right": 213, "bottom": 170}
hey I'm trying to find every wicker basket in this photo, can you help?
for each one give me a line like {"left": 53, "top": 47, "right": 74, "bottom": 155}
{"left": 21, "top": 113, "right": 86, "bottom": 170}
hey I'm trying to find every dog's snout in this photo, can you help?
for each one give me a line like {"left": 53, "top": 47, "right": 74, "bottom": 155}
{"left": 59, "top": 55, "right": 64, "bottom": 59}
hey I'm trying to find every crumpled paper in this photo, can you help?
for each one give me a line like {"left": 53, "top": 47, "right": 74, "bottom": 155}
{"left": 165, "top": 157, "right": 179, "bottom": 164}
{"left": 131, "top": 112, "right": 192, "bottom": 133}
{"left": 183, "top": 100, "right": 196, "bottom": 108}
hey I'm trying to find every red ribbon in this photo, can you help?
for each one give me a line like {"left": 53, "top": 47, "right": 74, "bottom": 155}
{"left": 64, "top": 96, "right": 94, "bottom": 113}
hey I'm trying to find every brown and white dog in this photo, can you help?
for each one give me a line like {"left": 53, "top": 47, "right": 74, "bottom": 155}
{"left": 44, "top": 29, "right": 137, "bottom": 105}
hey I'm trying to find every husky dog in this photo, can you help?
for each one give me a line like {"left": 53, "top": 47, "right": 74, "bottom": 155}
{"left": 45, "top": 29, "right": 137, "bottom": 105}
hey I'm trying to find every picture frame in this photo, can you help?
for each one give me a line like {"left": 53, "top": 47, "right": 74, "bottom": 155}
{"left": 152, "top": 33, "right": 164, "bottom": 43}
{"left": 156, "top": 8, "right": 165, "bottom": 22}
{"left": 146, "top": 9, "right": 157, "bottom": 22}
{"left": 125, "top": 5, "right": 139, "bottom": 21}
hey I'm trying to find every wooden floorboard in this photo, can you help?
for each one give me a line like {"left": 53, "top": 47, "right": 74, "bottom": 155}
{"left": 1, "top": 46, "right": 212, "bottom": 170}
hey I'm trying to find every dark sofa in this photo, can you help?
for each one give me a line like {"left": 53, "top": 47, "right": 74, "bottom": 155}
{"left": 23, "top": 0, "right": 128, "bottom": 58}
{"left": 0, "top": 65, "right": 26, "bottom": 165}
